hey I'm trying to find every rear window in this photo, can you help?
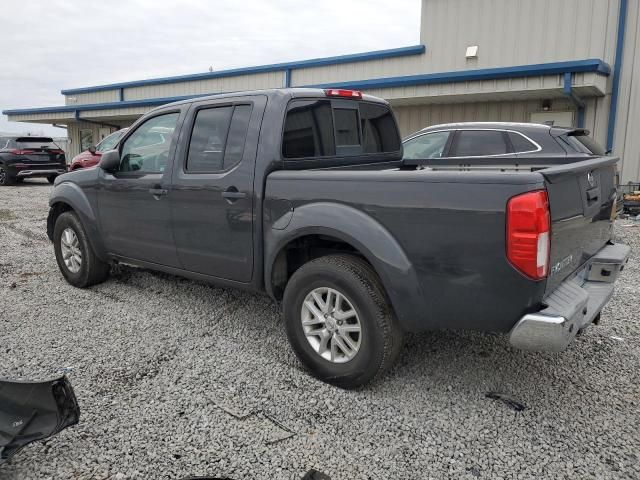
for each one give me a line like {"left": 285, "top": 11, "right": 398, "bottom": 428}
{"left": 562, "top": 134, "right": 606, "bottom": 155}
{"left": 282, "top": 100, "right": 335, "bottom": 158}
{"left": 282, "top": 99, "right": 400, "bottom": 159}
{"left": 15, "top": 137, "right": 57, "bottom": 149}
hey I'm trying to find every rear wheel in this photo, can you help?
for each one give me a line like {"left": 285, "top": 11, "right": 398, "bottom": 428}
{"left": 0, "top": 166, "right": 15, "bottom": 186}
{"left": 283, "top": 254, "right": 404, "bottom": 388}
{"left": 53, "top": 211, "right": 110, "bottom": 288}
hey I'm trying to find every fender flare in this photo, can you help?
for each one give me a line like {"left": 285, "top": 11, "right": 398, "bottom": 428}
{"left": 48, "top": 182, "right": 107, "bottom": 260}
{"left": 264, "top": 202, "right": 428, "bottom": 331}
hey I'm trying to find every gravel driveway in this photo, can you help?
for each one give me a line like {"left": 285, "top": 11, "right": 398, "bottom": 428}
{"left": 1, "top": 180, "right": 638, "bottom": 480}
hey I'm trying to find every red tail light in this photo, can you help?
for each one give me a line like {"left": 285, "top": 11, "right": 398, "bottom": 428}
{"left": 9, "top": 149, "right": 33, "bottom": 155}
{"left": 324, "top": 88, "right": 362, "bottom": 99}
{"left": 506, "top": 190, "right": 550, "bottom": 280}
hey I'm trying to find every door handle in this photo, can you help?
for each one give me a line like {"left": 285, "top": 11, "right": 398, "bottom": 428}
{"left": 222, "top": 187, "right": 247, "bottom": 202}
{"left": 149, "top": 187, "right": 168, "bottom": 196}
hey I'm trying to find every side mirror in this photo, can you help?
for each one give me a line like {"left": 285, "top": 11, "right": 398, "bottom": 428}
{"left": 98, "top": 149, "right": 120, "bottom": 172}
{"left": 88, "top": 145, "right": 97, "bottom": 154}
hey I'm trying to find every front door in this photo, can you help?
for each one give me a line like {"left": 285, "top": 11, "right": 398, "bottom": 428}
{"left": 169, "top": 95, "right": 266, "bottom": 282}
{"left": 97, "top": 110, "right": 183, "bottom": 267}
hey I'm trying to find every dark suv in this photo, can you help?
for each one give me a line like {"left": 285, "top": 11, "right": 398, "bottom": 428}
{"left": 0, "top": 136, "right": 67, "bottom": 185}
{"left": 402, "top": 122, "right": 607, "bottom": 168}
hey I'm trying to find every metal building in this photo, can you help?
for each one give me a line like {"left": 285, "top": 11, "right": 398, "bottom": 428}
{"left": 3, "top": 0, "right": 639, "bottom": 182}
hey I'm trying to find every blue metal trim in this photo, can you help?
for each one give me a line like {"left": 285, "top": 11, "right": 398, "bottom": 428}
{"left": 310, "top": 59, "right": 610, "bottom": 90}
{"left": 606, "top": 0, "right": 628, "bottom": 152}
{"left": 3, "top": 58, "right": 611, "bottom": 117}
{"left": 284, "top": 69, "right": 292, "bottom": 88}
{"left": 60, "top": 45, "right": 426, "bottom": 95}
{"left": 563, "top": 72, "right": 586, "bottom": 128}
{"left": 3, "top": 94, "right": 209, "bottom": 115}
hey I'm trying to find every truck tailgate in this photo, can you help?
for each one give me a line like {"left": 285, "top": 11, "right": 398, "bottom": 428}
{"left": 541, "top": 156, "right": 619, "bottom": 293}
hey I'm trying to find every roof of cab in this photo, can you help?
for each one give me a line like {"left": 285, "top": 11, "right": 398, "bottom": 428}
{"left": 148, "top": 88, "right": 387, "bottom": 114}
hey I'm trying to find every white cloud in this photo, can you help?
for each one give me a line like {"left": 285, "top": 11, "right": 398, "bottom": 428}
{"left": 0, "top": 0, "right": 420, "bottom": 135}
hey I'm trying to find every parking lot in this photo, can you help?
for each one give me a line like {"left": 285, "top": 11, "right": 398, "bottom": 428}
{"left": 1, "top": 180, "right": 638, "bottom": 480}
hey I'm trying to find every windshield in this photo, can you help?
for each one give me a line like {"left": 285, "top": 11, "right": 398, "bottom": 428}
{"left": 96, "top": 130, "right": 126, "bottom": 152}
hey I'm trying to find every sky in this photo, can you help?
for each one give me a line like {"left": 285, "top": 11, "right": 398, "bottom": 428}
{"left": 0, "top": 0, "right": 420, "bottom": 136}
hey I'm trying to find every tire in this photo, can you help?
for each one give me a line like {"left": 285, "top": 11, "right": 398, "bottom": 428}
{"left": 0, "top": 165, "right": 15, "bottom": 186}
{"left": 283, "top": 254, "right": 404, "bottom": 388}
{"left": 47, "top": 175, "right": 57, "bottom": 184}
{"left": 53, "top": 211, "right": 110, "bottom": 288}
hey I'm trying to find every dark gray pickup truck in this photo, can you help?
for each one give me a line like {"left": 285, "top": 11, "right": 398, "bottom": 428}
{"left": 47, "top": 88, "right": 630, "bottom": 388}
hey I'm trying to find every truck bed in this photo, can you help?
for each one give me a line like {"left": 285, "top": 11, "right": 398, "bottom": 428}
{"left": 265, "top": 156, "right": 620, "bottom": 333}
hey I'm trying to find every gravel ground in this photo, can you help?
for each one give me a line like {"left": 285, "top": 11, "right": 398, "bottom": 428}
{"left": 1, "top": 180, "right": 639, "bottom": 480}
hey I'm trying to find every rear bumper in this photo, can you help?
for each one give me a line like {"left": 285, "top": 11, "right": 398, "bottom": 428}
{"left": 509, "top": 243, "right": 631, "bottom": 352}
{"left": 16, "top": 168, "right": 66, "bottom": 178}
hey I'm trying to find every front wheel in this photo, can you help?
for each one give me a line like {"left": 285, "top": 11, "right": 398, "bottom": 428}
{"left": 47, "top": 175, "right": 57, "bottom": 184}
{"left": 283, "top": 254, "right": 404, "bottom": 388}
{"left": 53, "top": 211, "right": 110, "bottom": 288}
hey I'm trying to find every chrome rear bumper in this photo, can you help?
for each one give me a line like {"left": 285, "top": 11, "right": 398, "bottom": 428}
{"left": 16, "top": 169, "right": 66, "bottom": 178}
{"left": 509, "top": 243, "right": 631, "bottom": 352}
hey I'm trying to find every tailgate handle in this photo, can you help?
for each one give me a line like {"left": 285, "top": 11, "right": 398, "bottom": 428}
{"left": 586, "top": 188, "right": 599, "bottom": 202}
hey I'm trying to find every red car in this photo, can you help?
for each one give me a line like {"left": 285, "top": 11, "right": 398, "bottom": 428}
{"left": 69, "top": 128, "right": 128, "bottom": 170}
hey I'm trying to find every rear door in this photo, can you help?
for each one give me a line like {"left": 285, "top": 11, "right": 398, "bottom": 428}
{"left": 542, "top": 156, "right": 618, "bottom": 292}
{"left": 169, "top": 95, "right": 267, "bottom": 282}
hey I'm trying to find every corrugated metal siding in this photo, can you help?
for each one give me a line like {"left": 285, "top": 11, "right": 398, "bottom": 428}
{"left": 613, "top": 0, "right": 640, "bottom": 183}
{"left": 6, "top": 112, "right": 73, "bottom": 122}
{"left": 420, "top": 0, "right": 619, "bottom": 71}
{"left": 65, "top": 90, "right": 120, "bottom": 105}
{"left": 123, "top": 71, "right": 284, "bottom": 101}
{"left": 291, "top": 56, "right": 426, "bottom": 86}
{"left": 393, "top": 98, "right": 574, "bottom": 137}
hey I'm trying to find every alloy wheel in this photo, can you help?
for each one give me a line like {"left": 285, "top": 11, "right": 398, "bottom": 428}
{"left": 60, "top": 227, "right": 83, "bottom": 273}
{"left": 300, "top": 287, "right": 362, "bottom": 363}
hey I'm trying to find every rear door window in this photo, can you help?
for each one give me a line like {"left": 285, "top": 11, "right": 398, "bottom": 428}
{"left": 449, "top": 130, "right": 511, "bottom": 157}
{"left": 186, "top": 104, "right": 252, "bottom": 173}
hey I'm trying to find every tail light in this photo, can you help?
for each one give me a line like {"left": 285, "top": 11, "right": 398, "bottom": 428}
{"left": 506, "top": 190, "right": 550, "bottom": 280}
{"left": 324, "top": 89, "right": 362, "bottom": 99}
{"left": 9, "top": 149, "right": 35, "bottom": 155}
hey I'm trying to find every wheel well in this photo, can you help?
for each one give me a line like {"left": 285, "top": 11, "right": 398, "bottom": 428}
{"left": 271, "top": 234, "right": 371, "bottom": 300}
{"left": 47, "top": 202, "right": 73, "bottom": 241}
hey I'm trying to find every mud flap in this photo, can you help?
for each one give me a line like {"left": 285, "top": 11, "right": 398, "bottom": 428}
{"left": 0, "top": 375, "right": 79, "bottom": 465}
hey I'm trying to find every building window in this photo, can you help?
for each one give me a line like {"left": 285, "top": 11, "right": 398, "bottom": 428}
{"left": 79, "top": 129, "right": 94, "bottom": 152}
